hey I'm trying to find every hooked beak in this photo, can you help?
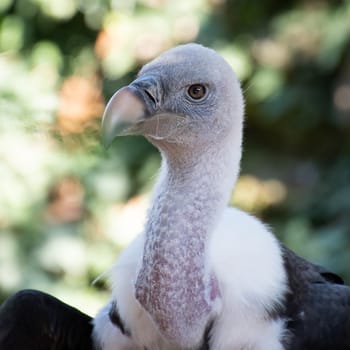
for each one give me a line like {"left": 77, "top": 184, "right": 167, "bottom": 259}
{"left": 101, "top": 76, "right": 159, "bottom": 148}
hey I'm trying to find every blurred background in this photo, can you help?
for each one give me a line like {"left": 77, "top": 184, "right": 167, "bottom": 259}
{"left": 0, "top": 0, "right": 350, "bottom": 315}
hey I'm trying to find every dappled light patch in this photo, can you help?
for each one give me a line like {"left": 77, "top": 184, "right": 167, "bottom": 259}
{"left": 173, "top": 16, "right": 200, "bottom": 43}
{"left": 231, "top": 175, "right": 287, "bottom": 213}
{"left": 46, "top": 177, "right": 85, "bottom": 224}
{"left": 57, "top": 76, "right": 104, "bottom": 134}
{"left": 252, "top": 39, "right": 291, "bottom": 70}
{"left": 334, "top": 83, "right": 350, "bottom": 116}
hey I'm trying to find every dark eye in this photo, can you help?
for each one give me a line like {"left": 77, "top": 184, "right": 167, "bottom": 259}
{"left": 187, "top": 84, "right": 206, "bottom": 100}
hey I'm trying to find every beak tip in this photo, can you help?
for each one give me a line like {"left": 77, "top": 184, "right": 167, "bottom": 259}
{"left": 100, "top": 85, "right": 149, "bottom": 148}
{"left": 101, "top": 122, "right": 114, "bottom": 149}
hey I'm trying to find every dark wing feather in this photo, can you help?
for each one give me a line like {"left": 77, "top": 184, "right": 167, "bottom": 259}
{"left": 283, "top": 247, "right": 350, "bottom": 350}
{"left": 0, "top": 289, "right": 96, "bottom": 350}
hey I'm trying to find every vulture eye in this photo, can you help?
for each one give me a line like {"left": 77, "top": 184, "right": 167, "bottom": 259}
{"left": 187, "top": 84, "right": 206, "bottom": 100}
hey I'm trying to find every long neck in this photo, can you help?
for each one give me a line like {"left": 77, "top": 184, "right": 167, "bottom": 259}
{"left": 155, "top": 141, "right": 239, "bottom": 231}
{"left": 135, "top": 135, "right": 241, "bottom": 348}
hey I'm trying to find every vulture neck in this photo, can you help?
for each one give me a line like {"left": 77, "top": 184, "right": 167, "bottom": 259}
{"left": 135, "top": 133, "right": 241, "bottom": 347}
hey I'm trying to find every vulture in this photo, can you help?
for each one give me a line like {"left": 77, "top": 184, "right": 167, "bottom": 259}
{"left": 0, "top": 43, "right": 350, "bottom": 350}
{"left": 94, "top": 44, "right": 350, "bottom": 349}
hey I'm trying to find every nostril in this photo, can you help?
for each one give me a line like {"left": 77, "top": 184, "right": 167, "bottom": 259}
{"left": 132, "top": 75, "right": 159, "bottom": 106}
{"left": 144, "top": 89, "right": 157, "bottom": 106}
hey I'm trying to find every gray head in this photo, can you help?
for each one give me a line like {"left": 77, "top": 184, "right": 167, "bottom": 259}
{"left": 102, "top": 43, "right": 244, "bottom": 157}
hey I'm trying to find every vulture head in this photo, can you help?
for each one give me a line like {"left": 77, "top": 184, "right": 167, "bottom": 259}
{"left": 102, "top": 43, "right": 243, "bottom": 158}
{"left": 101, "top": 43, "right": 245, "bottom": 349}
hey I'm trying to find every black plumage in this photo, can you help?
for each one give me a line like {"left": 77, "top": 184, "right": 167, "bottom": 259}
{"left": 282, "top": 247, "right": 350, "bottom": 349}
{"left": 0, "top": 289, "right": 95, "bottom": 350}
{"left": 109, "top": 301, "right": 131, "bottom": 336}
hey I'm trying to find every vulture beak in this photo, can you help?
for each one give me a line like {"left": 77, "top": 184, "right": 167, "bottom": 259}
{"left": 101, "top": 76, "right": 159, "bottom": 148}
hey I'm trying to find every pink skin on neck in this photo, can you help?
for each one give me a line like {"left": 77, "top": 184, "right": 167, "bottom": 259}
{"left": 134, "top": 144, "right": 226, "bottom": 348}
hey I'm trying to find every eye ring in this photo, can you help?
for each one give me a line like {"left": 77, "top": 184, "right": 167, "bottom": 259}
{"left": 187, "top": 84, "right": 207, "bottom": 100}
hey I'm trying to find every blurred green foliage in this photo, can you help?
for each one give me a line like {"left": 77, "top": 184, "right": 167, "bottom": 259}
{"left": 0, "top": 0, "right": 350, "bottom": 314}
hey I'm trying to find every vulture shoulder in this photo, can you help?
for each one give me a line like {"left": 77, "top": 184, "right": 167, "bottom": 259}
{"left": 282, "top": 246, "right": 350, "bottom": 350}
{"left": 0, "top": 289, "right": 94, "bottom": 350}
